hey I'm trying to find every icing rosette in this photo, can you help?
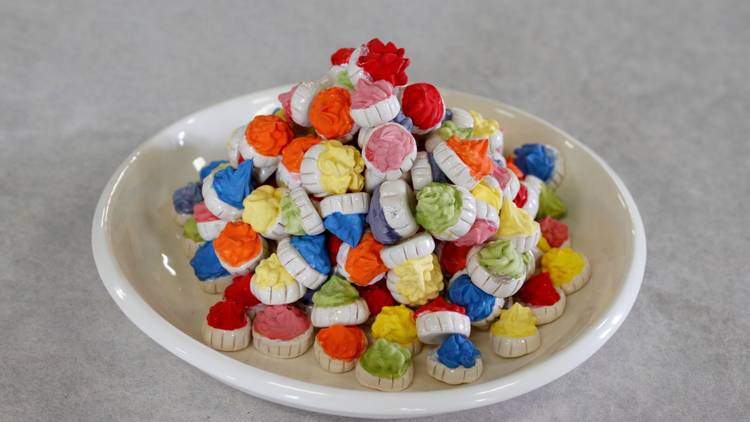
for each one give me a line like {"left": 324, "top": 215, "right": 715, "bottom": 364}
{"left": 447, "top": 271, "right": 504, "bottom": 329}
{"left": 490, "top": 303, "right": 541, "bottom": 358}
{"left": 300, "top": 140, "right": 365, "bottom": 197}
{"left": 319, "top": 192, "right": 369, "bottom": 246}
{"left": 357, "top": 281, "right": 396, "bottom": 319}
{"left": 437, "top": 241, "right": 472, "bottom": 276}
{"left": 172, "top": 182, "right": 203, "bottom": 225}
{"left": 309, "top": 87, "right": 358, "bottom": 140}
{"left": 516, "top": 175, "right": 544, "bottom": 220}
{"left": 311, "top": 275, "right": 370, "bottom": 327}
{"left": 276, "top": 235, "right": 331, "bottom": 290}
{"left": 201, "top": 300, "right": 251, "bottom": 352}
{"left": 540, "top": 247, "right": 591, "bottom": 294}
{"left": 252, "top": 304, "right": 313, "bottom": 359}
{"left": 356, "top": 38, "right": 410, "bottom": 87}
{"left": 314, "top": 325, "right": 368, "bottom": 373}
{"left": 241, "top": 185, "right": 288, "bottom": 240}
{"left": 379, "top": 232, "right": 435, "bottom": 269}
{"left": 414, "top": 297, "right": 471, "bottom": 345}
{"left": 539, "top": 216, "right": 570, "bottom": 248}
{"left": 223, "top": 273, "right": 261, "bottom": 311}
{"left": 496, "top": 197, "right": 542, "bottom": 253}
{"left": 350, "top": 79, "right": 401, "bottom": 128}
{"left": 190, "top": 241, "right": 232, "bottom": 294}
{"left": 358, "top": 122, "right": 417, "bottom": 184}
{"left": 277, "top": 80, "right": 323, "bottom": 127}
{"left": 336, "top": 232, "right": 388, "bottom": 287}
{"left": 227, "top": 115, "right": 294, "bottom": 182}
{"left": 537, "top": 183, "right": 567, "bottom": 219}
{"left": 366, "top": 180, "right": 418, "bottom": 245}
{"left": 515, "top": 272, "right": 567, "bottom": 325}
{"left": 250, "top": 253, "right": 307, "bottom": 305}
{"left": 452, "top": 177, "right": 503, "bottom": 247}
{"left": 193, "top": 202, "right": 227, "bottom": 242}
{"left": 213, "top": 221, "right": 267, "bottom": 275}
{"left": 385, "top": 254, "right": 444, "bottom": 306}
{"left": 202, "top": 160, "right": 254, "bottom": 221}
{"left": 415, "top": 182, "right": 477, "bottom": 241}
{"left": 466, "top": 239, "right": 527, "bottom": 298}
{"left": 279, "top": 186, "right": 325, "bottom": 236}
{"left": 355, "top": 338, "right": 413, "bottom": 392}
{"left": 371, "top": 305, "right": 421, "bottom": 355}
{"left": 513, "top": 143, "right": 565, "bottom": 189}
{"left": 431, "top": 137, "right": 493, "bottom": 190}
{"left": 276, "top": 135, "right": 320, "bottom": 188}
{"left": 427, "top": 334, "right": 483, "bottom": 385}
{"left": 400, "top": 82, "right": 445, "bottom": 134}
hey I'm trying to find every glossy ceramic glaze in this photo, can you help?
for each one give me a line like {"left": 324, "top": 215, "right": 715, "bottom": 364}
{"left": 91, "top": 86, "right": 646, "bottom": 418}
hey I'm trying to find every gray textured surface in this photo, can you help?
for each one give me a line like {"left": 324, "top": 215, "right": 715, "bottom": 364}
{"left": 1, "top": 0, "right": 748, "bottom": 420}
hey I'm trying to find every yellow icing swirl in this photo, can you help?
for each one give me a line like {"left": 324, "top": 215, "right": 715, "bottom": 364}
{"left": 253, "top": 253, "right": 296, "bottom": 288}
{"left": 469, "top": 110, "right": 500, "bottom": 139}
{"left": 471, "top": 179, "right": 502, "bottom": 212}
{"left": 497, "top": 197, "right": 538, "bottom": 237}
{"left": 393, "top": 255, "right": 444, "bottom": 305}
{"left": 317, "top": 140, "right": 365, "bottom": 194}
{"left": 491, "top": 303, "right": 538, "bottom": 338}
{"left": 541, "top": 247, "right": 586, "bottom": 287}
{"left": 242, "top": 185, "right": 285, "bottom": 233}
{"left": 537, "top": 236, "right": 551, "bottom": 253}
{"left": 371, "top": 305, "right": 418, "bottom": 346}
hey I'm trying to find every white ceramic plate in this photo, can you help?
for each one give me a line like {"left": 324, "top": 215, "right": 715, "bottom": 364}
{"left": 92, "top": 86, "right": 646, "bottom": 418}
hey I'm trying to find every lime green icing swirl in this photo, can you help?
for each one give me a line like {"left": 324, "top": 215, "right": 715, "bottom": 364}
{"left": 478, "top": 240, "right": 525, "bottom": 278}
{"left": 280, "top": 194, "right": 305, "bottom": 235}
{"left": 416, "top": 183, "right": 462, "bottom": 234}
{"left": 312, "top": 274, "right": 360, "bottom": 307}
{"left": 182, "top": 217, "right": 203, "bottom": 242}
{"left": 437, "top": 121, "right": 473, "bottom": 140}
{"left": 359, "top": 338, "right": 412, "bottom": 378}
{"left": 537, "top": 184, "right": 567, "bottom": 219}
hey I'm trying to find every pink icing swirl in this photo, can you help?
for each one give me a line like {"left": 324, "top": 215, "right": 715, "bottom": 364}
{"left": 277, "top": 84, "right": 298, "bottom": 119}
{"left": 364, "top": 123, "right": 415, "bottom": 172}
{"left": 351, "top": 78, "right": 394, "bottom": 109}
{"left": 452, "top": 219, "right": 498, "bottom": 247}
{"left": 253, "top": 305, "right": 311, "bottom": 340}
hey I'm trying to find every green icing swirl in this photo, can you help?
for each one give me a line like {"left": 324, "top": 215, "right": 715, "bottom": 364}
{"left": 359, "top": 338, "right": 411, "bottom": 378}
{"left": 280, "top": 194, "right": 305, "bottom": 235}
{"left": 478, "top": 240, "right": 525, "bottom": 278}
{"left": 437, "top": 121, "right": 473, "bottom": 140}
{"left": 182, "top": 217, "right": 203, "bottom": 242}
{"left": 537, "top": 184, "right": 567, "bottom": 219}
{"left": 335, "top": 70, "right": 355, "bottom": 90}
{"left": 312, "top": 274, "right": 360, "bottom": 307}
{"left": 416, "top": 183, "right": 462, "bottom": 234}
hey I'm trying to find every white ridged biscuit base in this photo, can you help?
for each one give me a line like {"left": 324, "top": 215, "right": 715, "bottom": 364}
{"left": 359, "top": 123, "right": 417, "bottom": 180}
{"left": 252, "top": 325, "right": 313, "bottom": 359}
{"left": 355, "top": 361, "right": 414, "bottom": 392}
{"left": 386, "top": 268, "right": 441, "bottom": 306}
{"left": 466, "top": 246, "right": 526, "bottom": 298}
{"left": 524, "top": 287, "right": 567, "bottom": 325}
{"left": 258, "top": 214, "right": 288, "bottom": 241}
{"left": 336, "top": 242, "right": 386, "bottom": 286}
{"left": 474, "top": 197, "right": 500, "bottom": 229}
{"left": 429, "top": 186, "right": 477, "bottom": 241}
{"left": 313, "top": 337, "right": 364, "bottom": 373}
{"left": 559, "top": 255, "right": 592, "bottom": 295}
{"left": 289, "top": 80, "right": 321, "bottom": 127}
{"left": 521, "top": 175, "right": 543, "bottom": 220}
{"left": 201, "top": 320, "right": 251, "bottom": 352}
{"left": 495, "top": 224, "right": 541, "bottom": 253}
{"left": 524, "top": 250, "right": 537, "bottom": 281}
{"left": 319, "top": 192, "right": 370, "bottom": 217}
{"left": 183, "top": 239, "right": 202, "bottom": 258}
{"left": 431, "top": 141, "right": 480, "bottom": 190}
{"left": 217, "top": 237, "right": 267, "bottom": 275}
{"left": 502, "top": 169, "right": 521, "bottom": 201}
{"left": 289, "top": 186, "right": 325, "bottom": 235}
{"left": 276, "top": 237, "right": 328, "bottom": 290}
{"left": 449, "top": 107, "right": 474, "bottom": 129}
{"left": 378, "top": 179, "right": 418, "bottom": 239}
{"left": 491, "top": 330, "right": 541, "bottom": 358}
{"left": 202, "top": 174, "right": 242, "bottom": 221}
{"left": 311, "top": 299, "right": 370, "bottom": 327}
{"left": 350, "top": 95, "right": 401, "bottom": 128}
{"left": 410, "top": 151, "right": 433, "bottom": 192}
{"left": 196, "top": 219, "right": 227, "bottom": 241}
{"left": 299, "top": 144, "right": 327, "bottom": 197}
{"left": 379, "top": 233, "right": 435, "bottom": 269}
{"left": 546, "top": 145, "right": 565, "bottom": 190}
{"left": 275, "top": 162, "right": 300, "bottom": 188}
{"left": 226, "top": 126, "right": 242, "bottom": 167}
{"left": 199, "top": 276, "right": 233, "bottom": 294}
{"left": 426, "top": 353, "right": 483, "bottom": 385}
{"left": 416, "top": 311, "right": 471, "bottom": 344}
{"left": 250, "top": 274, "right": 307, "bottom": 305}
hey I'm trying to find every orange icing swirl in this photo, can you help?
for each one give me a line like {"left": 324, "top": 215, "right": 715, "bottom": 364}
{"left": 445, "top": 137, "right": 492, "bottom": 180}
{"left": 309, "top": 87, "right": 355, "bottom": 139}
{"left": 244, "top": 115, "right": 294, "bottom": 156}
{"left": 214, "top": 222, "right": 262, "bottom": 267}
{"left": 316, "top": 325, "right": 367, "bottom": 361}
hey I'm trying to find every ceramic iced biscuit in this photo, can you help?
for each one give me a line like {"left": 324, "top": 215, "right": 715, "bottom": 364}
{"left": 314, "top": 325, "right": 367, "bottom": 373}
{"left": 213, "top": 221, "right": 268, "bottom": 275}
{"left": 452, "top": 177, "right": 502, "bottom": 247}
{"left": 367, "top": 180, "right": 418, "bottom": 245}
{"left": 300, "top": 140, "right": 365, "bottom": 197}
{"left": 490, "top": 303, "right": 541, "bottom": 358}
{"left": 414, "top": 297, "right": 471, "bottom": 344}
{"left": 415, "top": 183, "right": 477, "bottom": 241}
{"left": 379, "top": 232, "right": 435, "bottom": 269}
{"left": 193, "top": 202, "right": 227, "bottom": 241}
{"left": 319, "top": 192, "right": 369, "bottom": 246}
{"left": 355, "top": 338, "right": 413, "bottom": 392}
{"left": 399, "top": 82, "right": 445, "bottom": 135}
{"left": 386, "top": 254, "right": 444, "bottom": 306}
{"left": 358, "top": 123, "right": 416, "bottom": 181}
{"left": 515, "top": 272, "right": 567, "bottom": 325}
{"left": 190, "top": 241, "right": 233, "bottom": 294}
{"left": 201, "top": 160, "right": 254, "bottom": 221}
{"left": 447, "top": 271, "right": 504, "bottom": 330}
{"left": 371, "top": 305, "right": 422, "bottom": 356}
{"left": 201, "top": 300, "right": 251, "bottom": 352}
{"left": 541, "top": 247, "right": 592, "bottom": 295}
{"left": 252, "top": 305, "right": 313, "bottom": 359}
{"left": 466, "top": 240, "right": 527, "bottom": 298}
{"left": 242, "top": 185, "right": 288, "bottom": 240}
{"left": 276, "top": 236, "right": 330, "bottom": 290}
{"left": 250, "top": 254, "right": 307, "bottom": 305}
{"left": 309, "top": 87, "right": 358, "bottom": 141}
{"left": 278, "top": 80, "right": 323, "bottom": 127}
{"left": 311, "top": 275, "right": 370, "bottom": 327}
{"left": 513, "top": 143, "right": 565, "bottom": 189}
{"left": 426, "top": 334, "right": 483, "bottom": 385}
{"left": 336, "top": 232, "right": 388, "bottom": 286}
{"left": 350, "top": 79, "right": 401, "bottom": 128}
{"left": 496, "top": 197, "right": 541, "bottom": 253}
{"left": 431, "top": 138, "right": 493, "bottom": 190}
{"left": 281, "top": 186, "right": 325, "bottom": 236}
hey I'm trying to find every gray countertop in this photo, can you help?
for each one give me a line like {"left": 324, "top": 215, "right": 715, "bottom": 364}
{"left": 1, "top": 0, "right": 748, "bottom": 420}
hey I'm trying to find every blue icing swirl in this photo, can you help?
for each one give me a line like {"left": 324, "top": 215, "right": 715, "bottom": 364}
{"left": 172, "top": 182, "right": 203, "bottom": 214}
{"left": 427, "top": 152, "right": 449, "bottom": 183}
{"left": 212, "top": 160, "right": 254, "bottom": 209}
{"left": 190, "top": 241, "right": 230, "bottom": 281}
{"left": 366, "top": 184, "right": 401, "bottom": 245}
{"left": 199, "top": 160, "right": 229, "bottom": 181}
{"left": 436, "top": 334, "right": 481, "bottom": 369}
{"left": 447, "top": 274, "right": 497, "bottom": 321}
{"left": 323, "top": 212, "right": 365, "bottom": 246}
{"left": 513, "top": 144, "right": 556, "bottom": 182}
{"left": 392, "top": 110, "right": 413, "bottom": 132}
{"left": 290, "top": 234, "right": 331, "bottom": 275}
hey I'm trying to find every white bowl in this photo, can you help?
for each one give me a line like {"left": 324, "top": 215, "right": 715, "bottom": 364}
{"left": 91, "top": 86, "right": 646, "bottom": 418}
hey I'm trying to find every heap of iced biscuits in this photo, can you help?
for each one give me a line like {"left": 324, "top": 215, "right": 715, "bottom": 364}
{"left": 171, "top": 38, "right": 591, "bottom": 391}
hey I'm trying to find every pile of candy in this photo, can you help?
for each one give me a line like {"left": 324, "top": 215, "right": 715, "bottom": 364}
{"left": 171, "top": 38, "right": 591, "bottom": 391}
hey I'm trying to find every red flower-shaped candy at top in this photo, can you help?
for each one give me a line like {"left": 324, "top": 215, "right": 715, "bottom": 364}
{"left": 357, "top": 281, "right": 396, "bottom": 317}
{"left": 516, "top": 272, "right": 561, "bottom": 307}
{"left": 206, "top": 300, "right": 248, "bottom": 330}
{"left": 513, "top": 183, "right": 528, "bottom": 208}
{"left": 331, "top": 47, "right": 354, "bottom": 66}
{"left": 414, "top": 296, "right": 466, "bottom": 318}
{"left": 357, "top": 38, "right": 410, "bottom": 87}
{"left": 539, "top": 216, "right": 569, "bottom": 248}
{"left": 400, "top": 83, "right": 445, "bottom": 131}
{"left": 223, "top": 273, "right": 260, "bottom": 309}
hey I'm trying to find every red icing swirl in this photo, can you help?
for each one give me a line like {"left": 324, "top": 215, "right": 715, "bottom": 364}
{"left": 193, "top": 202, "right": 219, "bottom": 222}
{"left": 539, "top": 216, "right": 569, "bottom": 248}
{"left": 223, "top": 274, "right": 260, "bottom": 309}
{"left": 516, "top": 272, "right": 560, "bottom": 306}
{"left": 253, "top": 305, "right": 311, "bottom": 340}
{"left": 439, "top": 241, "right": 472, "bottom": 275}
{"left": 400, "top": 83, "right": 444, "bottom": 130}
{"left": 357, "top": 281, "right": 396, "bottom": 317}
{"left": 206, "top": 300, "right": 248, "bottom": 330}
{"left": 327, "top": 234, "right": 343, "bottom": 267}
{"left": 331, "top": 47, "right": 354, "bottom": 66}
{"left": 414, "top": 297, "right": 466, "bottom": 318}
{"left": 357, "top": 38, "right": 410, "bottom": 86}
{"left": 513, "top": 183, "right": 528, "bottom": 208}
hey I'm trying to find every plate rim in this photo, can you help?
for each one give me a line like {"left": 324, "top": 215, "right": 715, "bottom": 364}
{"left": 91, "top": 86, "right": 647, "bottom": 418}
